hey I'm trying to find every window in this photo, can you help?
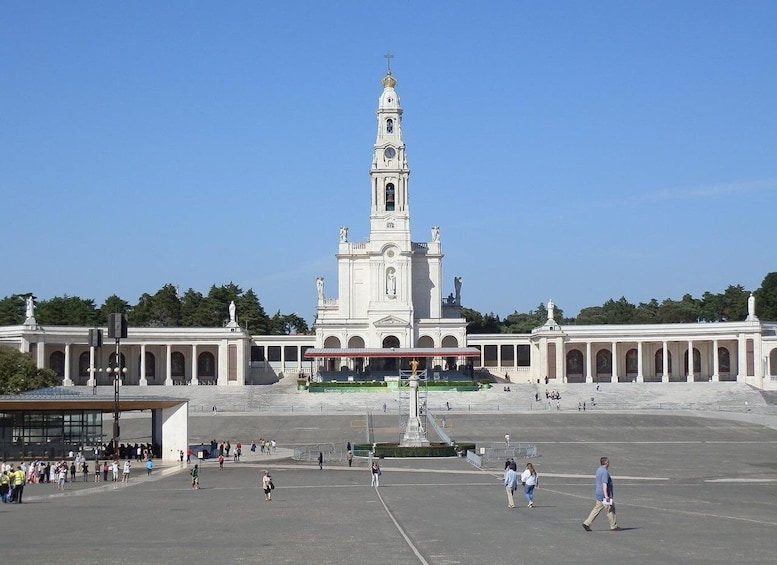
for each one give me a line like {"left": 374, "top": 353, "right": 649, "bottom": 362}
{"left": 517, "top": 345, "right": 530, "bottom": 367}
{"left": 198, "top": 352, "right": 216, "bottom": 377}
{"left": 171, "top": 352, "right": 185, "bottom": 377}
{"left": 385, "top": 183, "right": 395, "bottom": 211}
{"left": 567, "top": 350, "right": 583, "bottom": 374}
{"left": 386, "top": 118, "right": 393, "bottom": 133}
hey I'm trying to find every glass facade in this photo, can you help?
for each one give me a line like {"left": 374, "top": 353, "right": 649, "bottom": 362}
{"left": 0, "top": 410, "right": 103, "bottom": 461}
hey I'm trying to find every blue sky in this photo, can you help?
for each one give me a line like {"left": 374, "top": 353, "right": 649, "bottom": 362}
{"left": 2, "top": 1, "right": 776, "bottom": 323}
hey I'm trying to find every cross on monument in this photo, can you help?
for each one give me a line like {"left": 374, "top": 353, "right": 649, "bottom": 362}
{"left": 384, "top": 52, "right": 394, "bottom": 73}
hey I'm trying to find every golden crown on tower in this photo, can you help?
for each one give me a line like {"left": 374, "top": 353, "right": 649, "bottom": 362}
{"left": 381, "top": 71, "right": 397, "bottom": 89}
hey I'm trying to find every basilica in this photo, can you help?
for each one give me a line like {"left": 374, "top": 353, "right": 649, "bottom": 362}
{"left": 2, "top": 69, "right": 776, "bottom": 390}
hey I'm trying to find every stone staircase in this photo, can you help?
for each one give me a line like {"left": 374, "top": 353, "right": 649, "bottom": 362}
{"left": 97, "top": 381, "right": 773, "bottom": 416}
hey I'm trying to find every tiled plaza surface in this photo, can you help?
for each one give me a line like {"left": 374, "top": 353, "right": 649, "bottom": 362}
{"left": 3, "top": 410, "right": 776, "bottom": 565}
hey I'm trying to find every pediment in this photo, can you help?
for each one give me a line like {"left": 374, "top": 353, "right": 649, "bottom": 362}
{"left": 374, "top": 315, "right": 409, "bottom": 327}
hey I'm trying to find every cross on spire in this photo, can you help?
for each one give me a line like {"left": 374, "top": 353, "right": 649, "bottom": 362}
{"left": 384, "top": 52, "right": 394, "bottom": 73}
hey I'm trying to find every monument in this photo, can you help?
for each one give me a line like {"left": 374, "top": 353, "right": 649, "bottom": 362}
{"left": 400, "top": 358, "right": 430, "bottom": 447}
{"left": 23, "top": 295, "right": 37, "bottom": 327}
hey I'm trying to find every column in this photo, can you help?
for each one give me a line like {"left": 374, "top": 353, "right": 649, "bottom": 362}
{"left": 192, "top": 344, "right": 198, "bottom": 385}
{"left": 88, "top": 345, "right": 96, "bottom": 387}
{"left": 585, "top": 342, "right": 593, "bottom": 383}
{"left": 36, "top": 341, "right": 45, "bottom": 370}
{"left": 712, "top": 339, "right": 719, "bottom": 381}
{"left": 63, "top": 343, "right": 73, "bottom": 386}
{"left": 611, "top": 341, "right": 618, "bottom": 383}
{"left": 139, "top": 344, "right": 148, "bottom": 386}
{"left": 636, "top": 342, "right": 644, "bottom": 383}
{"left": 662, "top": 341, "right": 669, "bottom": 383}
{"left": 556, "top": 338, "right": 565, "bottom": 383}
{"left": 687, "top": 340, "right": 694, "bottom": 382}
{"left": 736, "top": 335, "right": 746, "bottom": 382}
{"left": 165, "top": 344, "right": 173, "bottom": 386}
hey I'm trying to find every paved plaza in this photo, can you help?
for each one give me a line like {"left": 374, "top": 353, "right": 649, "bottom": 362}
{"left": 3, "top": 407, "right": 776, "bottom": 565}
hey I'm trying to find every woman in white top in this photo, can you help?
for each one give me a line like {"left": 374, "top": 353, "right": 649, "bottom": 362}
{"left": 262, "top": 470, "right": 273, "bottom": 501}
{"left": 520, "top": 462, "right": 539, "bottom": 508}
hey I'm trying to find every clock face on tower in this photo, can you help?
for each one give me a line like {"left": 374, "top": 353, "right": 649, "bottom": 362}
{"left": 383, "top": 147, "right": 396, "bottom": 159}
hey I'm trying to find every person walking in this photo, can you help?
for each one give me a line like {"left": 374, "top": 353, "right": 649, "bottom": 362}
{"left": 504, "top": 463, "right": 518, "bottom": 509}
{"left": 582, "top": 456, "right": 619, "bottom": 531}
{"left": 190, "top": 464, "right": 200, "bottom": 489}
{"left": 218, "top": 454, "right": 224, "bottom": 470}
{"left": 262, "top": 470, "right": 273, "bottom": 501}
{"left": 347, "top": 451, "right": 353, "bottom": 467}
{"left": 318, "top": 451, "right": 323, "bottom": 470}
{"left": 521, "top": 462, "right": 539, "bottom": 508}
{"left": 370, "top": 461, "right": 381, "bottom": 487}
{"left": 146, "top": 459, "right": 153, "bottom": 476}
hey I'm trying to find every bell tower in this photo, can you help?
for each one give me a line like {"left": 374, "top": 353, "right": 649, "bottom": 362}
{"left": 369, "top": 54, "right": 411, "bottom": 248}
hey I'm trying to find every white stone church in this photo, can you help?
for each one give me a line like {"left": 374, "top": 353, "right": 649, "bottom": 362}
{"left": 2, "top": 69, "right": 777, "bottom": 390}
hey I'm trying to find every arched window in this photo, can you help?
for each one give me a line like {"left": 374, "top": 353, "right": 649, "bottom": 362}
{"left": 49, "top": 351, "right": 65, "bottom": 378}
{"left": 386, "top": 118, "right": 393, "bottom": 133}
{"left": 137, "top": 352, "right": 155, "bottom": 378}
{"left": 683, "top": 348, "right": 701, "bottom": 375}
{"left": 108, "top": 352, "right": 126, "bottom": 370}
{"left": 385, "top": 183, "right": 395, "bottom": 211}
{"left": 595, "top": 349, "right": 612, "bottom": 376}
{"left": 79, "top": 351, "right": 90, "bottom": 377}
{"left": 171, "top": 352, "right": 185, "bottom": 377}
{"left": 655, "top": 350, "right": 672, "bottom": 374}
{"left": 198, "top": 352, "right": 216, "bottom": 377}
{"left": 625, "top": 348, "right": 638, "bottom": 375}
{"left": 719, "top": 347, "right": 731, "bottom": 373}
{"left": 566, "top": 350, "right": 583, "bottom": 375}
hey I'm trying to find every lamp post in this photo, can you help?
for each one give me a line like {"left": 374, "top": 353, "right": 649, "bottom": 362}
{"left": 106, "top": 313, "right": 127, "bottom": 458}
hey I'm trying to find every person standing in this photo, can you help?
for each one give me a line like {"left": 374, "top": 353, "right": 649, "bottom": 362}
{"left": 582, "top": 456, "right": 619, "bottom": 531}
{"left": 262, "top": 470, "right": 273, "bottom": 501}
{"left": 146, "top": 459, "right": 153, "bottom": 476}
{"left": 318, "top": 452, "right": 323, "bottom": 470}
{"left": 102, "top": 461, "right": 109, "bottom": 482}
{"left": 370, "top": 461, "right": 381, "bottom": 487}
{"left": 12, "top": 466, "right": 25, "bottom": 503}
{"left": 111, "top": 460, "right": 119, "bottom": 482}
{"left": 122, "top": 460, "right": 131, "bottom": 483}
{"left": 218, "top": 454, "right": 224, "bottom": 470}
{"left": 82, "top": 461, "right": 89, "bottom": 482}
{"left": 347, "top": 451, "right": 353, "bottom": 467}
{"left": 504, "top": 463, "right": 518, "bottom": 509}
{"left": 521, "top": 463, "right": 539, "bottom": 508}
{"left": 191, "top": 464, "right": 200, "bottom": 490}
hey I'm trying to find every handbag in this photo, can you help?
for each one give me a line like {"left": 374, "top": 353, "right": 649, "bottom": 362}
{"left": 269, "top": 480, "right": 275, "bottom": 490}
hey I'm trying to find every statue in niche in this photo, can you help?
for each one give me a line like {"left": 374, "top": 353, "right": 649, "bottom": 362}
{"left": 339, "top": 227, "right": 348, "bottom": 243}
{"left": 387, "top": 270, "right": 396, "bottom": 296}
{"left": 316, "top": 277, "right": 324, "bottom": 301}
{"left": 454, "top": 276, "right": 462, "bottom": 304}
{"left": 431, "top": 226, "right": 440, "bottom": 242}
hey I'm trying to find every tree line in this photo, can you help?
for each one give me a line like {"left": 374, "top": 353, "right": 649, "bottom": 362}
{"left": 464, "top": 272, "right": 777, "bottom": 334}
{"left": 0, "top": 282, "right": 309, "bottom": 335}
{"left": 2, "top": 273, "right": 776, "bottom": 336}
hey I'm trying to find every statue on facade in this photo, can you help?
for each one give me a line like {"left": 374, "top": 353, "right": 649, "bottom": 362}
{"left": 454, "top": 276, "right": 462, "bottom": 304}
{"left": 339, "top": 227, "right": 348, "bottom": 243}
{"left": 316, "top": 277, "right": 325, "bottom": 301}
{"left": 747, "top": 292, "right": 758, "bottom": 321}
{"left": 387, "top": 270, "right": 396, "bottom": 296}
{"left": 229, "top": 300, "right": 237, "bottom": 323}
{"left": 547, "top": 299, "right": 555, "bottom": 321}
{"left": 431, "top": 226, "right": 440, "bottom": 242}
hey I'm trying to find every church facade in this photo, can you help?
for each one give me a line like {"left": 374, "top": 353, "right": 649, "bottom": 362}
{"left": 2, "top": 69, "right": 776, "bottom": 390}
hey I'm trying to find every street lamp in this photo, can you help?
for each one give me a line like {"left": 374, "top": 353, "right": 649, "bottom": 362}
{"left": 107, "top": 313, "right": 128, "bottom": 458}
